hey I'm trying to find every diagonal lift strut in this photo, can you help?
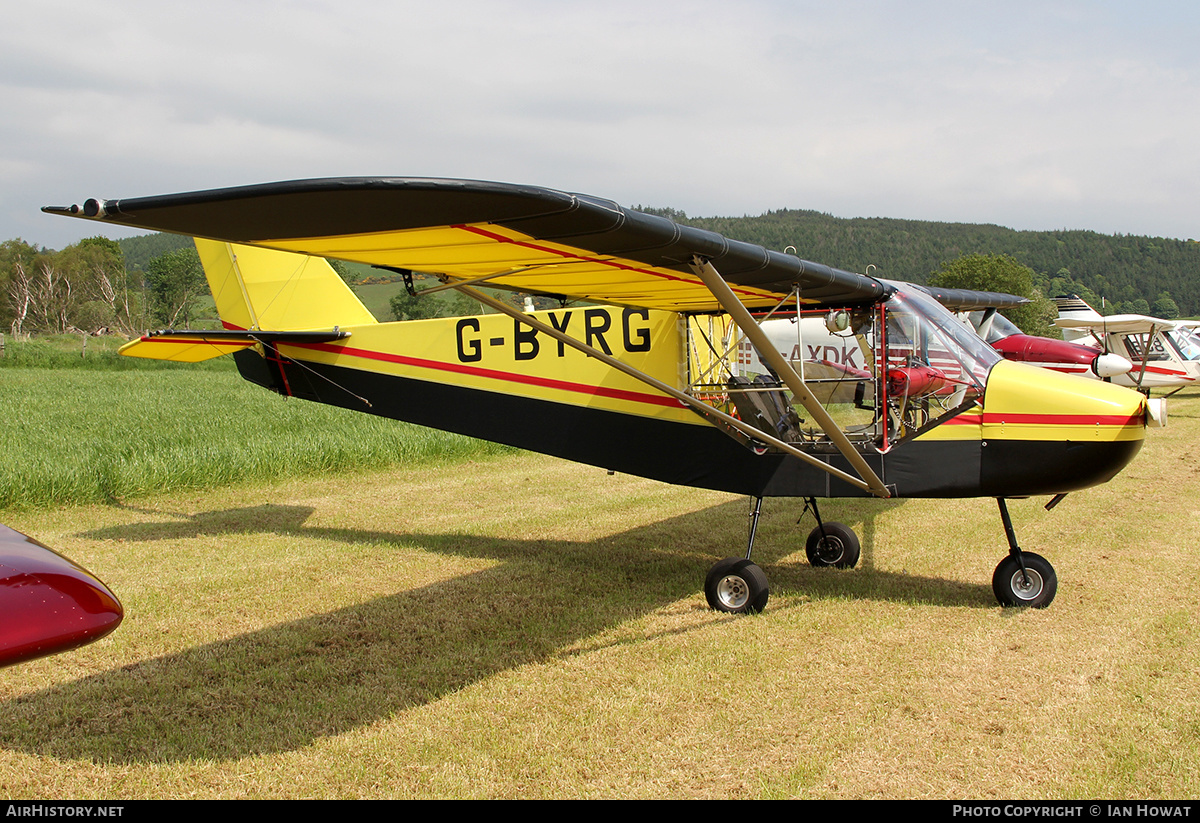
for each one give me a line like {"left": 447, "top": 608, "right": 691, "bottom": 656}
{"left": 689, "top": 256, "right": 891, "bottom": 499}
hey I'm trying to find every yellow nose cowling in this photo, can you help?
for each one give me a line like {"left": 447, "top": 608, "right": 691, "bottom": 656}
{"left": 978, "top": 360, "right": 1147, "bottom": 496}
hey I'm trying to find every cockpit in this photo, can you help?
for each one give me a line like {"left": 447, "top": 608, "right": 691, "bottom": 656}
{"left": 688, "top": 283, "right": 1002, "bottom": 452}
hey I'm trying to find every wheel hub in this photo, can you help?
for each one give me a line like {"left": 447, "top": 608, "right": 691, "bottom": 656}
{"left": 814, "top": 537, "right": 844, "bottom": 564}
{"left": 1009, "top": 568, "right": 1044, "bottom": 600}
{"left": 716, "top": 575, "right": 750, "bottom": 609}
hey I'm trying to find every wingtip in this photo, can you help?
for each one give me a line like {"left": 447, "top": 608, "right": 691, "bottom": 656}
{"left": 41, "top": 204, "right": 81, "bottom": 216}
{"left": 41, "top": 199, "right": 109, "bottom": 218}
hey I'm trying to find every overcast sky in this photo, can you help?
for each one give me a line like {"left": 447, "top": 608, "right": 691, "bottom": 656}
{"left": 4, "top": 1, "right": 1198, "bottom": 252}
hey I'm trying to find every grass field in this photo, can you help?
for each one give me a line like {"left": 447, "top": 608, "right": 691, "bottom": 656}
{"left": 0, "top": 364, "right": 513, "bottom": 509}
{"left": 1, "top": 368, "right": 1198, "bottom": 798}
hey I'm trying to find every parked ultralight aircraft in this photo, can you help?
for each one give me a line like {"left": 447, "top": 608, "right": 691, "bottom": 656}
{"left": 1055, "top": 295, "right": 1199, "bottom": 392}
{"left": 965, "top": 309, "right": 1134, "bottom": 381}
{"left": 44, "top": 178, "right": 1159, "bottom": 614}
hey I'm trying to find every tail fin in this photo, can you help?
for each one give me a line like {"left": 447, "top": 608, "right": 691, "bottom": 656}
{"left": 1054, "top": 294, "right": 1102, "bottom": 343}
{"left": 196, "top": 239, "right": 377, "bottom": 331}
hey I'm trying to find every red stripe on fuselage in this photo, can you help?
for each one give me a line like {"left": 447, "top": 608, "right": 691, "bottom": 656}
{"left": 221, "top": 320, "right": 683, "bottom": 409}
{"left": 981, "top": 412, "right": 1143, "bottom": 426}
{"left": 291, "top": 340, "right": 684, "bottom": 409}
{"left": 1132, "top": 364, "right": 1193, "bottom": 378}
{"left": 942, "top": 410, "right": 1141, "bottom": 426}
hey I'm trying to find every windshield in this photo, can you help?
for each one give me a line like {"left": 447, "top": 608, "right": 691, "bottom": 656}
{"left": 968, "top": 310, "right": 1023, "bottom": 344}
{"left": 1167, "top": 327, "right": 1200, "bottom": 361}
{"left": 886, "top": 284, "right": 1002, "bottom": 392}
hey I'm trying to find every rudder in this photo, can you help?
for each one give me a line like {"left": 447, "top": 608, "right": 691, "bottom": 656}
{"left": 195, "top": 239, "right": 377, "bottom": 331}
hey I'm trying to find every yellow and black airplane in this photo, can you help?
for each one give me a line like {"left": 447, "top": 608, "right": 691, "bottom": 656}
{"left": 46, "top": 178, "right": 1157, "bottom": 614}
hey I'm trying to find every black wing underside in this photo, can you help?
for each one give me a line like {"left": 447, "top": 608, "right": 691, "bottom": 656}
{"left": 45, "top": 177, "right": 888, "bottom": 312}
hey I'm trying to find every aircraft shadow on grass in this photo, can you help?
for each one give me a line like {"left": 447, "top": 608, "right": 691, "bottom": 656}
{"left": 0, "top": 497, "right": 992, "bottom": 764}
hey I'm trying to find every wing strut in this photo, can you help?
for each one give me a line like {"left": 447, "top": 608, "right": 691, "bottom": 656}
{"left": 1135, "top": 325, "right": 1164, "bottom": 391}
{"left": 689, "top": 256, "right": 892, "bottom": 499}
{"left": 453, "top": 283, "right": 882, "bottom": 495}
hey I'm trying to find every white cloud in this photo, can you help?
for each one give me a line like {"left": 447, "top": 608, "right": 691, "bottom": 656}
{"left": 5, "top": 0, "right": 1200, "bottom": 248}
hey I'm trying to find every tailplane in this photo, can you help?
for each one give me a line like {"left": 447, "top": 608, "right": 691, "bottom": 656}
{"left": 120, "top": 240, "right": 376, "bottom": 362}
{"left": 1054, "top": 294, "right": 1103, "bottom": 343}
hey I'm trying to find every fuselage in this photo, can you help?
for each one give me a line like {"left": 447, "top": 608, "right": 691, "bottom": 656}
{"left": 233, "top": 284, "right": 1149, "bottom": 500}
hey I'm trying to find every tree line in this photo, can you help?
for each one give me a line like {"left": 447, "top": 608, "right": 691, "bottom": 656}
{"left": 648, "top": 208, "right": 1199, "bottom": 318}
{"left": 0, "top": 236, "right": 206, "bottom": 337}
{"left": 4, "top": 207, "right": 1197, "bottom": 340}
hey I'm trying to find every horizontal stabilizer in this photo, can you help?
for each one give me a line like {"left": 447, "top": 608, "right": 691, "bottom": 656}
{"left": 119, "top": 328, "right": 351, "bottom": 362}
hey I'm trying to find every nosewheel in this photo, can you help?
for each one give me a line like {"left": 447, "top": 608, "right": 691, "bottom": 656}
{"left": 704, "top": 558, "right": 769, "bottom": 614}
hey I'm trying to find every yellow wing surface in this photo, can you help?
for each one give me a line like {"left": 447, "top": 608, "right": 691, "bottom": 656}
{"left": 43, "top": 178, "right": 886, "bottom": 313}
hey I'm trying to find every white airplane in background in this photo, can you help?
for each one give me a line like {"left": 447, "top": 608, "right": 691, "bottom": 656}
{"left": 1055, "top": 295, "right": 1200, "bottom": 393}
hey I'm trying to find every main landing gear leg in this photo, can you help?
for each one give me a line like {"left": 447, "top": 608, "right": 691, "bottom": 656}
{"left": 704, "top": 496, "right": 770, "bottom": 614}
{"left": 991, "top": 498, "right": 1057, "bottom": 608}
{"left": 801, "top": 497, "right": 861, "bottom": 569}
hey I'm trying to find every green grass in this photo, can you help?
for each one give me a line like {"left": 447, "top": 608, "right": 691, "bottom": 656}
{"left": 1, "top": 413, "right": 1198, "bottom": 798}
{"left": 0, "top": 366, "right": 512, "bottom": 509}
{"left": 1, "top": 354, "right": 1198, "bottom": 798}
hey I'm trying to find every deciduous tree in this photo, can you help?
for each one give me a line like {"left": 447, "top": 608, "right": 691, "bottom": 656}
{"left": 930, "top": 253, "right": 1057, "bottom": 337}
{"left": 144, "top": 247, "right": 206, "bottom": 327}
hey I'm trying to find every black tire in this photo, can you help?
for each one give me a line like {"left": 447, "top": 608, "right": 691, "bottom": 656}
{"left": 704, "top": 558, "right": 769, "bottom": 614}
{"left": 805, "top": 522, "right": 861, "bottom": 569}
{"left": 992, "top": 553, "right": 1057, "bottom": 608}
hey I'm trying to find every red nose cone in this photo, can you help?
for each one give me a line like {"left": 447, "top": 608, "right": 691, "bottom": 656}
{"left": 0, "top": 524, "right": 123, "bottom": 667}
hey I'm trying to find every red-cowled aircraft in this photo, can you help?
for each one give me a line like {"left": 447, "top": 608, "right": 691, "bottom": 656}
{"left": 45, "top": 178, "right": 1157, "bottom": 613}
{"left": 0, "top": 523, "right": 123, "bottom": 667}
{"left": 966, "top": 309, "right": 1135, "bottom": 381}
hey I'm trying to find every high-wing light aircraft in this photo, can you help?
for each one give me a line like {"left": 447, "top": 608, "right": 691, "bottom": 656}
{"left": 1055, "top": 295, "right": 1200, "bottom": 392}
{"left": 0, "top": 523, "right": 123, "bottom": 667}
{"left": 45, "top": 178, "right": 1158, "bottom": 613}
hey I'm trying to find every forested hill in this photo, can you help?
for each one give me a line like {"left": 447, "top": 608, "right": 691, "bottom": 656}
{"left": 647, "top": 208, "right": 1200, "bottom": 316}
{"left": 117, "top": 232, "right": 193, "bottom": 271}
{"left": 117, "top": 209, "right": 1200, "bottom": 315}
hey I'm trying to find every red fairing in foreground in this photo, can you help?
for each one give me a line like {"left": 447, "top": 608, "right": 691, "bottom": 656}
{"left": 0, "top": 524, "right": 123, "bottom": 667}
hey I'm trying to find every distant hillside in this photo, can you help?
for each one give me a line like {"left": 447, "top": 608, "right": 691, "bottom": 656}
{"left": 654, "top": 209, "right": 1200, "bottom": 316}
{"left": 117, "top": 232, "right": 193, "bottom": 271}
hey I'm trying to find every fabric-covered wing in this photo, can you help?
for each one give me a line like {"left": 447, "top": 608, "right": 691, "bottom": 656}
{"left": 1055, "top": 314, "right": 1178, "bottom": 334}
{"left": 44, "top": 177, "right": 886, "bottom": 312}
